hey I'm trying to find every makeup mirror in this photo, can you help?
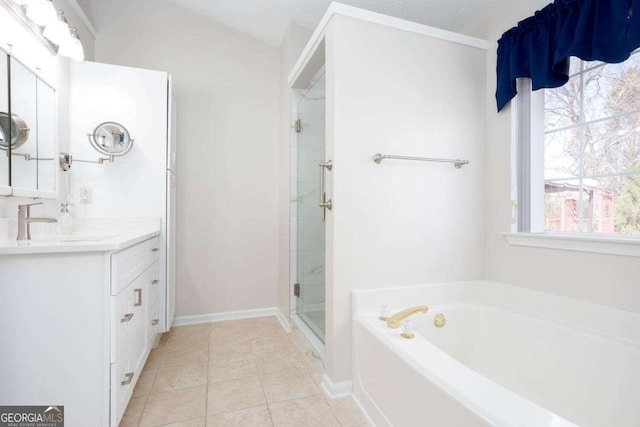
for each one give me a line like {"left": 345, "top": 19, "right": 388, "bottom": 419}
{"left": 0, "top": 112, "right": 30, "bottom": 150}
{"left": 89, "top": 122, "right": 134, "bottom": 157}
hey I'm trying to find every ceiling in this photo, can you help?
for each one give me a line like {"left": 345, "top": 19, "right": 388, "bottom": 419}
{"left": 77, "top": 0, "right": 498, "bottom": 47}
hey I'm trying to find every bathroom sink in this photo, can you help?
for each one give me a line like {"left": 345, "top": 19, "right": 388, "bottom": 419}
{"left": 58, "top": 236, "right": 111, "bottom": 243}
{"left": 0, "top": 230, "right": 160, "bottom": 255}
{"left": 31, "top": 234, "right": 116, "bottom": 243}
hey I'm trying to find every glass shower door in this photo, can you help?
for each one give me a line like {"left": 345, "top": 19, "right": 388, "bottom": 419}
{"left": 294, "top": 73, "right": 326, "bottom": 342}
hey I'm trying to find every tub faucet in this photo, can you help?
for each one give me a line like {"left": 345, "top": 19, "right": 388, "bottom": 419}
{"left": 16, "top": 202, "right": 57, "bottom": 241}
{"left": 387, "top": 305, "right": 429, "bottom": 329}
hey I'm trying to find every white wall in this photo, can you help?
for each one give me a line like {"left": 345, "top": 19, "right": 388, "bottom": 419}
{"left": 90, "top": 0, "right": 281, "bottom": 317}
{"left": 68, "top": 61, "right": 167, "bottom": 219}
{"left": 462, "top": 0, "right": 640, "bottom": 314}
{"left": 324, "top": 15, "right": 487, "bottom": 382}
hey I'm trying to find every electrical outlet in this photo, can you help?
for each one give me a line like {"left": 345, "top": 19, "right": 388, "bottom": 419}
{"left": 79, "top": 187, "right": 93, "bottom": 204}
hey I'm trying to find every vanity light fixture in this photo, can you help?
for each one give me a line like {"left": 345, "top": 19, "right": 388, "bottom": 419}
{"left": 24, "top": 0, "right": 56, "bottom": 26}
{"left": 42, "top": 10, "right": 68, "bottom": 46}
{"left": 57, "top": 27, "right": 83, "bottom": 61}
{"left": 5, "top": 0, "right": 85, "bottom": 62}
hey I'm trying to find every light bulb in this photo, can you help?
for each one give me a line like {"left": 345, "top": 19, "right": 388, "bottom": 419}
{"left": 58, "top": 28, "right": 84, "bottom": 62}
{"left": 25, "top": 0, "right": 57, "bottom": 26}
{"left": 43, "top": 10, "right": 69, "bottom": 46}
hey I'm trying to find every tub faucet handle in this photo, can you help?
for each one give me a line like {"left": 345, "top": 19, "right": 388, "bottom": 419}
{"left": 378, "top": 305, "right": 391, "bottom": 321}
{"left": 387, "top": 305, "right": 428, "bottom": 329}
{"left": 401, "top": 319, "right": 415, "bottom": 339}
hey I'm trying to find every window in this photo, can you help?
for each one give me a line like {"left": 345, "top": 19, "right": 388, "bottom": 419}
{"left": 515, "top": 53, "right": 640, "bottom": 237}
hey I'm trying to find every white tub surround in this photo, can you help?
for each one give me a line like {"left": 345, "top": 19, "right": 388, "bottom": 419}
{"left": 352, "top": 281, "right": 640, "bottom": 427}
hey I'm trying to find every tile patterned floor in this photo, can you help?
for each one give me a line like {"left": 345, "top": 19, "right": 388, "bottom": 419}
{"left": 120, "top": 316, "right": 369, "bottom": 427}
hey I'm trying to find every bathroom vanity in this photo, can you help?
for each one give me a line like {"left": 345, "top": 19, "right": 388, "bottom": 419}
{"left": 0, "top": 230, "right": 160, "bottom": 426}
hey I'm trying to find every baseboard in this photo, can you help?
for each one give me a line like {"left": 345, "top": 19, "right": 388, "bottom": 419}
{"left": 320, "top": 374, "right": 352, "bottom": 399}
{"left": 275, "top": 307, "right": 292, "bottom": 333}
{"left": 173, "top": 307, "right": 277, "bottom": 326}
{"left": 351, "top": 393, "right": 378, "bottom": 427}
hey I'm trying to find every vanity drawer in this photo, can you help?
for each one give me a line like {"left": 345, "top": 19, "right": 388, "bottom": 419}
{"left": 111, "top": 347, "right": 136, "bottom": 426}
{"left": 111, "top": 264, "right": 154, "bottom": 361}
{"left": 112, "top": 284, "right": 135, "bottom": 358}
{"left": 111, "top": 236, "right": 160, "bottom": 295}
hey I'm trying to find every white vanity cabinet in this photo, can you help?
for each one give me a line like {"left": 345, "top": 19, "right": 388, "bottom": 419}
{"left": 0, "top": 233, "right": 161, "bottom": 427}
{"left": 110, "top": 237, "right": 160, "bottom": 424}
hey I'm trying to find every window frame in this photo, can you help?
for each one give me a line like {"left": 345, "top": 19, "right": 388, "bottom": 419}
{"left": 505, "top": 72, "right": 640, "bottom": 257}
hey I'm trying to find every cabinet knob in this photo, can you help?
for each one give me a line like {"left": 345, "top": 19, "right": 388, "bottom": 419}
{"left": 152, "top": 319, "right": 159, "bottom": 325}
{"left": 152, "top": 247, "right": 159, "bottom": 252}
{"left": 120, "top": 313, "right": 134, "bottom": 323}
{"left": 152, "top": 279, "right": 159, "bottom": 284}
{"left": 121, "top": 372, "right": 134, "bottom": 386}
{"left": 134, "top": 288, "right": 143, "bottom": 306}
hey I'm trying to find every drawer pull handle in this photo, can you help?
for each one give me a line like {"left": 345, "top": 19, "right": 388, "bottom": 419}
{"left": 152, "top": 247, "right": 159, "bottom": 252}
{"left": 121, "top": 372, "right": 134, "bottom": 386}
{"left": 152, "top": 279, "right": 159, "bottom": 284}
{"left": 134, "top": 288, "right": 143, "bottom": 306}
{"left": 121, "top": 313, "right": 134, "bottom": 323}
{"left": 152, "top": 319, "right": 159, "bottom": 325}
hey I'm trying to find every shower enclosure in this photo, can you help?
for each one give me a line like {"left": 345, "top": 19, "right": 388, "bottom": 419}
{"left": 291, "top": 72, "right": 327, "bottom": 342}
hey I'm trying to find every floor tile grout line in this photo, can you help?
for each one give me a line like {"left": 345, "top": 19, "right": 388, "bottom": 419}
{"left": 126, "top": 318, "right": 349, "bottom": 426}
{"left": 254, "top": 347, "right": 276, "bottom": 426}
{"left": 137, "top": 358, "right": 161, "bottom": 426}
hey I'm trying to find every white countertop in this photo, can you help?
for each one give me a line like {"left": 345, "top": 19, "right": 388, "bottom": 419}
{"left": 0, "top": 229, "right": 160, "bottom": 255}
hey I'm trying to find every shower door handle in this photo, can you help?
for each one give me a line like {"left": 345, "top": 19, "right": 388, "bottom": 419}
{"left": 319, "top": 160, "right": 333, "bottom": 222}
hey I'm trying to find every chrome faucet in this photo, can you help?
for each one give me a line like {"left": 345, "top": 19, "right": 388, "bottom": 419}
{"left": 16, "top": 202, "right": 57, "bottom": 241}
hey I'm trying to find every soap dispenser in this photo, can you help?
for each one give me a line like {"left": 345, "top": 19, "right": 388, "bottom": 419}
{"left": 58, "top": 203, "right": 73, "bottom": 234}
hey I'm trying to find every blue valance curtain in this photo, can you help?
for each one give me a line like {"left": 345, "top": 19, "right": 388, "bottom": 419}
{"left": 496, "top": 0, "right": 640, "bottom": 112}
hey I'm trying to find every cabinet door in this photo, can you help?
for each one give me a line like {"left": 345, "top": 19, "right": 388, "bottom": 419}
{"left": 129, "top": 269, "right": 149, "bottom": 375}
{"left": 110, "top": 265, "right": 154, "bottom": 426}
{"left": 111, "top": 349, "right": 134, "bottom": 426}
{"left": 111, "top": 282, "right": 135, "bottom": 361}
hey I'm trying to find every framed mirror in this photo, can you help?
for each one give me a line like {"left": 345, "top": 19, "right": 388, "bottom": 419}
{"left": 89, "top": 122, "right": 134, "bottom": 156}
{"left": 10, "top": 56, "right": 37, "bottom": 193}
{"left": 36, "top": 78, "right": 55, "bottom": 194}
{"left": 0, "top": 50, "right": 8, "bottom": 193}
{"left": 0, "top": 53, "right": 57, "bottom": 198}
